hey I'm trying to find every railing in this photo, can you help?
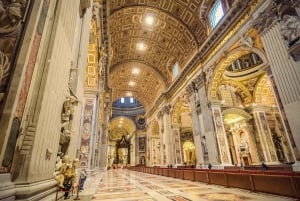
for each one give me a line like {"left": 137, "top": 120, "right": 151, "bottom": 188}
{"left": 55, "top": 178, "right": 82, "bottom": 201}
{"left": 128, "top": 166, "right": 300, "bottom": 199}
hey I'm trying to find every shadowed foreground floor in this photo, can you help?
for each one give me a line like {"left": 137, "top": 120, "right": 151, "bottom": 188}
{"left": 64, "top": 169, "right": 297, "bottom": 201}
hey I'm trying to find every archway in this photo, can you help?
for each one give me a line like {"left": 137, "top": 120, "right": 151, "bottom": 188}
{"left": 223, "top": 108, "right": 255, "bottom": 166}
{"left": 182, "top": 141, "right": 196, "bottom": 166}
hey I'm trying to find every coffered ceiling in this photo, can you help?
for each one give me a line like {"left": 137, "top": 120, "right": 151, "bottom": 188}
{"left": 109, "top": 0, "right": 206, "bottom": 110}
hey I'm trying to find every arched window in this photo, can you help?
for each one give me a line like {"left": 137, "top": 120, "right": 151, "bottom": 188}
{"left": 173, "top": 62, "right": 179, "bottom": 79}
{"left": 209, "top": 0, "right": 225, "bottom": 29}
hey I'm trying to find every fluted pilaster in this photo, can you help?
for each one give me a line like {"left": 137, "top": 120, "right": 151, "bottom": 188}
{"left": 252, "top": 1, "right": 300, "bottom": 167}
{"left": 260, "top": 23, "right": 300, "bottom": 162}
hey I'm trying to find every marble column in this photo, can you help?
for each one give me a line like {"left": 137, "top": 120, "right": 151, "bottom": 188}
{"left": 230, "top": 131, "right": 239, "bottom": 165}
{"left": 211, "top": 102, "right": 232, "bottom": 166}
{"left": 253, "top": 3, "right": 300, "bottom": 169}
{"left": 196, "top": 73, "right": 221, "bottom": 165}
{"left": 157, "top": 112, "right": 165, "bottom": 166}
{"left": 161, "top": 105, "right": 175, "bottom": 166}
{"left": 135, "top": 134, "right": 140, "bottom": 165}
{"left": 130, "top": 134, "right": 136, "bottom": 165}
{"left": 186, "top": 83, "right": 205, "bottom": 167}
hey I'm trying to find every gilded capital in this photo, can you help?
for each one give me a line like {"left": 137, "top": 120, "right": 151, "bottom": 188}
{"left": 185, "top": 83, "right": 195, "bottom": 98}
{"left": 161, "top": 104, "right": 171, "bottom": 115}
{"left": 194, "top": 72, "right": 206, "bottom": 89}
{"left": 157, "top": 111, "right": 163, "bottom": 119}
{"left": 251, "top": 2, "right": 278, "bottom": 34}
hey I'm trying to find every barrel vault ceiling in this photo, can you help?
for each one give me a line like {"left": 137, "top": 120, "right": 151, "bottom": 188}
{"left": 108, "top": 0, "right": 207, "bottom": 111}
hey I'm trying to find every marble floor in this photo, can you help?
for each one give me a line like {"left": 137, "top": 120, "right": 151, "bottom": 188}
{"left": 74, "top": 169, "right": 298, "bottom": 201}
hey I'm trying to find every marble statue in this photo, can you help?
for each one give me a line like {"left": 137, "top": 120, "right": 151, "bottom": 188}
{"left": 240, "top": 36, "right": 254, "bottom": 48}
{"left": 54, "top": 155, "right": 71, "bottom": 188}
{"left": 280, "top": 14, "right": 300, "bottom": 47}
{"left": 59, "top": 128, "right": 71, "bottom": 154}
{"left": 65, "top": 159, "right": 79, "bottom": 180}
{"left": 0, "top": 0, "right": 27, "bottom": 34}
{"left": 61, "top": 97, "right": 74, "bottom": 123}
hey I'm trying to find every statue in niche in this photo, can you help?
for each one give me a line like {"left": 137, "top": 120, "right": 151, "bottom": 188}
{"left": 280, "top": 14, "right": 300, "bottom": 47}
{"left": 238, "top": 131, "right": 249, "bottom": 153}
{"left": 136, "top": 115, "right": 146, "bottom": 129}
{"left": 272, "top": 132, "right": 285, "bottom": 162}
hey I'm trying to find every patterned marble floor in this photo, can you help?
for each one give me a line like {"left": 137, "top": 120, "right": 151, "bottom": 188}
{"left": 75, "top": 169, "right": 297, "bottom": 201}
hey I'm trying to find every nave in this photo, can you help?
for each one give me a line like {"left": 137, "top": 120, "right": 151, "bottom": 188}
{"left": 77, "top": 169, "right": 296, "bottom": 201}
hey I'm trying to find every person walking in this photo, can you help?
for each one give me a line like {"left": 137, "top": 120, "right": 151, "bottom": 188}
{"left": 79, "top": 169, "right": 87, "bottom": 190}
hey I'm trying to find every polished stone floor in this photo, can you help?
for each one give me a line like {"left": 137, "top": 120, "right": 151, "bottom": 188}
{"left": 73, "top": 169, "right": 297, "bottom": 201}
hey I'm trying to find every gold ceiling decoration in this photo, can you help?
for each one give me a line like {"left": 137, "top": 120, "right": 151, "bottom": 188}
{"left": 109, "top": 62, "right": 166, "bottom": 110}
{"left": 109, "top": 0, "right": 206, "bottom": 111}
{"left": 85, "top": 18, "right": 99, "bottom": 89}
{"left": 210, "top": 49, "right": 250, "bottom": 100}
{"left": 110, "top": 0, "right": 205, "bottom": 45}
{"left": 109, "top": 116, "right": 136, "bottom": 140}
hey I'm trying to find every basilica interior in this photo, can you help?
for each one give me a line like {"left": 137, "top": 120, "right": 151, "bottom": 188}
{"left": 0, "top": 0, "right": 300, "bottom": 200}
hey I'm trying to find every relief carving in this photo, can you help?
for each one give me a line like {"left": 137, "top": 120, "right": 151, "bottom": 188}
{"left": 253, "top": 0, "right": 300, "bottom": 60}
{"left": 0, "top": 0, "right": 27, "bottom": 34}
{"left": 60, "top": 92, "right": 79, "bottom": 154}
{"left": 205, "top": 66, "right": 214, "bottom": 89}
{"left": 185, "top": 83, "right": 194, "bottom": 98}
{"left": 0, "top": 50, "right": 9, "bottom": 102}
{"left": 280, "top": 15, "right": 300, "bottom": 47}
{"left": 194, "top": 72, "right": 206, "bottom": 89}
{"left": 239, "top": 36, "right": 254, "bottom": 48}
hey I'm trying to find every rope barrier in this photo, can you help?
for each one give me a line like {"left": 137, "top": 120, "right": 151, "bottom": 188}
{"left": 55, "top": 179, "right": 81, "bottom": 200}
{"left": 74, "top": 178, "right": 81, "bottom": 200}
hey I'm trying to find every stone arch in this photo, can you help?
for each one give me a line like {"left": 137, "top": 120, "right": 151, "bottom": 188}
{"left": 209, "top": 46, "right": 268, "bottom": 101}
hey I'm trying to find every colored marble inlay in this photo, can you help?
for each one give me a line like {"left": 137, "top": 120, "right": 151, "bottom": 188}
{"left": 199, "top": 192, "right": 251, "bottom": 201}
{"left": 83, "top": 170, "right": 294, "bottom": 201}
{"left": 167, "top": 195, "right": 193, "bottom": 201}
